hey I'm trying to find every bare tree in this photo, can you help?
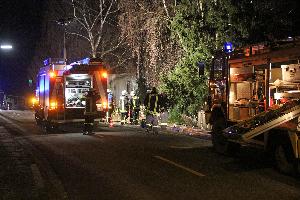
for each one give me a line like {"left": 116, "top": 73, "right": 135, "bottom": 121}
{"left": 67, "top": 0, "right": 120, "bottom": 58}
{"left": 118, "top": 0, "right": 182, "bottom": 87}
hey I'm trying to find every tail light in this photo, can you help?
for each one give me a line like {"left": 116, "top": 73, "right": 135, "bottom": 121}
{"left": 96, "top": 100, "right": 108, "bottom": 111}
{"left": 49, "top": 71, "right": 56, "bottom": 78}
{"left": 31, "top": 97, "right": 37, "bottom": 105}
{"left": 102, "top": 101, "right": 107, "bottom": 109}
{"left": 31, "top": 97, "right": 38, "bottom": 108}
{"left": 101, "top": 71, "right": 107, "bottom": 79}
{"left": 50, "top": 100, "right": 57, "bottom": 110}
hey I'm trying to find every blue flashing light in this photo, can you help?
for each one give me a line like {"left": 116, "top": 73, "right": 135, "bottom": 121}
{"left": 224, "top": 42, "right": 233, "bottom": 53}
{"left": 80, "top": 58, "right": 90, "bottom": 64}
{"left": 43, "top": 58, "right": 65, "bottom": 66}
{"left": 64, "top": 65, "right": 73, "bottom": 70}
{"left": 43, "top": 58, "right": 50, "bottom": 66}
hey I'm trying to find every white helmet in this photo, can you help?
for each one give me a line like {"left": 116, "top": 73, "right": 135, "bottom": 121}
{"left": 130, "top": 91, "right": 135, "bottom": 96}
{"left": 107, "top": 89, "right": 112, "bottom": 93}
{"left": 121, "top": 90, "right": 127, "bottom": 95}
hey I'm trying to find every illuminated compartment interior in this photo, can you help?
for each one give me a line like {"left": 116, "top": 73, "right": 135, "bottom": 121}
{"left": 65, "top": 74, "right": 92, "bottom": 108}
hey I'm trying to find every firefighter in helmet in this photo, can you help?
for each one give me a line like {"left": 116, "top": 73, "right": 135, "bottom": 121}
{"left": 129, "top": 90, "right": 141, "bottom": 125}
{"left": 83, "top": 88, "right": 99, "bottom": 135}
{"left": 107, "top": 89, "right": 114, "bottom": 123}
{"left": 144, "top": 87, "right": 161, "bottom": 134}
{"left": 119, "top": 90, "right": 129, "bottom": 125}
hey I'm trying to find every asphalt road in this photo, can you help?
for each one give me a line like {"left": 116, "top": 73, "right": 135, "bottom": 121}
{"left": 0, "top": 110, "right": 300, "bottom": 200}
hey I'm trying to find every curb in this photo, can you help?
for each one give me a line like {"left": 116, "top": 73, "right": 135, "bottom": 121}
{"left": 105, "top": 121, "right": 211, "bottom": 139}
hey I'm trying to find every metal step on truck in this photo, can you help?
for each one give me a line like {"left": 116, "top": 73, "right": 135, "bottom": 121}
{"left": 208, "top": 38, "right": 300, "bottom": 176}
{"left": 34, "top": 58, "right": 108, "bottom": 132}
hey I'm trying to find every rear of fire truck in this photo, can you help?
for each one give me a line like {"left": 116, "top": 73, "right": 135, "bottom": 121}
{"left": 209, "top": 39, "right": 300, "bottom": 176}
{"left": 34, "top": 58, "right": 108, "bottom": 132}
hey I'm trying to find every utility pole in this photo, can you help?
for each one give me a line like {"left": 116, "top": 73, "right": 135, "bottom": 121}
{"left": 56, "top": 18, "right": 73, "bottom": 64}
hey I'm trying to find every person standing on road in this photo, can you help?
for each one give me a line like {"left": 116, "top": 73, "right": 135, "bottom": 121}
{"left": 83, "top": 89, "right": 99, "bottom": 135}
{"left": 159, "top": 92, "right": 170, "bottom": 130}
{"left": 107, "top": 89, "right": 114, "bottom": 123}
{"left": 144, "top": 87, "right": 161, "bottom": 134}
{"left": 129, "top": 90, "right": 141, "bottom": 125}
{"left": 119, "top": 90, "right": 129, "bottom": 125}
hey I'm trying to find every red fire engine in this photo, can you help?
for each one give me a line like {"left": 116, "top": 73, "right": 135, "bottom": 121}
{"left": 209, "top": 38, "right": 300, "bottom": 175}
{"left": 34, "top": 58, "right": 108, "bottom": 132}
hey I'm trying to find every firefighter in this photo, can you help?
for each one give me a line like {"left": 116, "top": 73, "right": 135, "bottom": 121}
{"left": 83, "top": 89, "right": 99, "bottom": 135}
{"left": 129, "top": 90, "right": 141, "bottom": 125}
{"left": 119, "top": 90, "right": 129, "bottom": 125}
{"left": 107, "top": 89, "right": 114, "bottom": 123}
{"left": 144, "top": 87, "right": 161, "bottom": 134}
{"left": 159, "top": 93, "right": 169, "bottom": 129}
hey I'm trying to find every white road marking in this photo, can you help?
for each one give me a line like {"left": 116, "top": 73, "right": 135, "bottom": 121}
{"left": 95, "top": 134, "right": 104, "bottom": 138}
{"left": 154, "top": 155, "right": 205, "bottom": 177}
{"left": 169, "top": 146, "right": 194, "bottom": 149}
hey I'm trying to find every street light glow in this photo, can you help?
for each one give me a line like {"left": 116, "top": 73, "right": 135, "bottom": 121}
{"left": 0, "top": 45, "right": 13, "bottom": 49}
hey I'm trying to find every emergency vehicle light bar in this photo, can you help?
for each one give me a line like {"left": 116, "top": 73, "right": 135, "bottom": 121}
{"left": 44, "top": 58, "right": 65, "bottom": 66}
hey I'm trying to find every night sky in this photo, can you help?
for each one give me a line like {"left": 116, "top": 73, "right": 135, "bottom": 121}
{"left": 0, "top": 0, "right": 45, "bottom": 95}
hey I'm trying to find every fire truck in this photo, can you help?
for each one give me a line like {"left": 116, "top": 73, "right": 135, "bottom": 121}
{"left": 209, "top": 38, "right": 300, "bottom": 175}
{"left": 34, "top": 58, "right": 108, "bottom": 132}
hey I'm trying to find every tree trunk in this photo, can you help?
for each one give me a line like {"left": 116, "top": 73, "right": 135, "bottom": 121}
{"left": 91, "top": 46, "right": 97, "bottom": 58}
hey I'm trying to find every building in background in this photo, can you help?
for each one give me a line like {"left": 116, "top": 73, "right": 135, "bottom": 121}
{"left": 108, "top": 73, "right": 137, "bottom": 105}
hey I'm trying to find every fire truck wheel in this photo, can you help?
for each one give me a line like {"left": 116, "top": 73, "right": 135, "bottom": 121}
{"left": 35, "top": 118, "right": 42, "bottom": 126}
{"left": 212, "top": 120, "right": 240, "bottom": 155}
{"left": 273, "top": 141, "right": 296, "bottom": 175}
{"left": 34, "top": 113, "right": 42, "bottom": 125}
{"left": 43, "top": 122, "right": 58, "bottom": 134}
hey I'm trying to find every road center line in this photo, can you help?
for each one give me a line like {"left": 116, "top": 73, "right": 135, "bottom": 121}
{"left": 154, "top": 155, "right": 205, "bottom": 177}
{"left": 169, "top": 145, "right": 194, "bottom": 149}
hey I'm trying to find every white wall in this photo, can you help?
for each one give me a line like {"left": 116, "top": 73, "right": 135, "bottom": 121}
{"left": 108, "top": 74, "right": 137, "bottom": 105}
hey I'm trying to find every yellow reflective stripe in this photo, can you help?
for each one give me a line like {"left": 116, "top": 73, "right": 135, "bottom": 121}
{"left": 132, "top": 96, "right": 139, "bottom": 108}
{"left": 148, "top": 95, "right": 151, "bottom": 108}
{"left": 133, "top": 99, "right": 136, "bottom": 107}
{"left": 154, "top": 95, "right": 158, "bottom": 113}
{"left": 148, "top": 94, "right": 158, "bottom": 114}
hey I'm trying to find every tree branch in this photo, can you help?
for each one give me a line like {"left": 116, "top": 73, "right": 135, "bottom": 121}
{"left": 66, "top": 31, "right": 90, "bottom": 41}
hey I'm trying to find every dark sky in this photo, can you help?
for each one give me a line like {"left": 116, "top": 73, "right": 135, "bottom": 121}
{"left": 0, "top": 0, "right": 45, "bottom": 95}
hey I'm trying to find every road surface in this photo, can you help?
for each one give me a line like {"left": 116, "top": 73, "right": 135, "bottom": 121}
{"left": 0, "top": 110, "right": 299, "bottom": 200}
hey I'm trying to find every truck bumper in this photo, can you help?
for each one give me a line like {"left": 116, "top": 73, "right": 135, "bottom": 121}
{"left": 50, "top": 118, "right": 104, "bottom": 124}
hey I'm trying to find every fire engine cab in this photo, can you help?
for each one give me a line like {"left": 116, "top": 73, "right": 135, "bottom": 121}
{"left": 209, "top": 38, "right": 300, "bottom": 175}
{"left": 34, "top": 58, "right": 108, "bottom": 132}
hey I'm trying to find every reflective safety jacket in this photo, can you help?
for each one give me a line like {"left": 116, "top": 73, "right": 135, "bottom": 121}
{"left": 119, "top": 95, "right": 129, "bottom": 113}
{"left": 130, "top": 96, "right": 141, "bottom": 110}
{"left": 144, "top": 92, "right": 161, "bottom": 114}
{"left": 108, "top": 93, "right": 113, "bottom": 109}
{"left": 84, "top": 91, "right": 99, "bottom": 116}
